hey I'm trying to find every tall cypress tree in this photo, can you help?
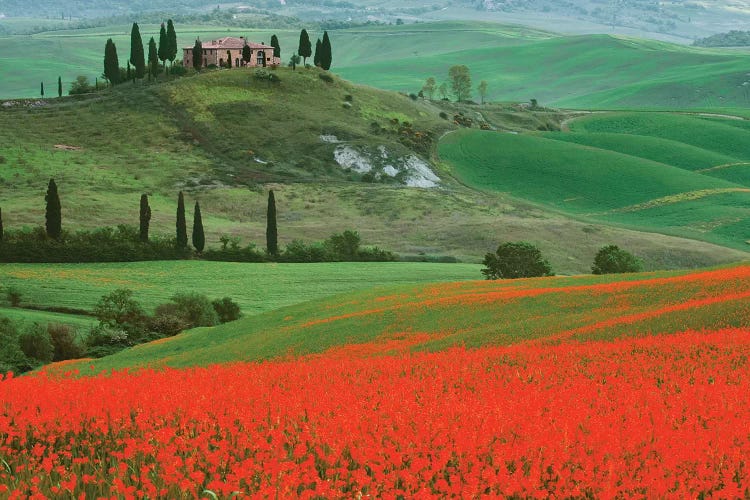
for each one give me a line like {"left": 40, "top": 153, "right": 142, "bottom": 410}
{"left": 226, "top": 50, "right": 232, "bottom": 68}
{"left": 266, "top": 190, "right": 278, "bottom": 256}
{"left": 104, "top": 38, "right": 120, "bottom": 86}
{"left": 313, "top": 38, "right": 322, "bottom": 67}
{"left": 148, "top": 37, "right": 158, "bottom": 78}
{"left": 139, "top": 194, "right": 151, "bottom": 243}
{"left": 270, "top": 34, "right": 281, "bottom": 59}
{"left": 40, "top": 82, "right": 44, "bottom": 97}
{"left": 192, "top": 39, "right": 203, "bottom": 71}
{"left": 57, "top": 76, "right": 62, "bottom": 97}
{"left": 166, "top": 19, "right": 177, "bottom": 66}
{"left": 321, "top": 31, "right": 332, "bottom": 71}
{"left": 176, "top": 191, "right": 187, "bottom": 248}
{"left": 45, "top": 179, "right": 62, "bottom": 240}
{"left": 242, "top": 42, "right": 252, "bottom": 66}
{"left": 158, "top": 23, "right": 168, "bottom": 69}
{"left": 192, "top": 201, "right": 205, "bottom": 253}
{"left": 130, "top": 22, "right": 146, "bottom": 79}
{"left": 298, "top": 29, "right": 312, "bottom": 66}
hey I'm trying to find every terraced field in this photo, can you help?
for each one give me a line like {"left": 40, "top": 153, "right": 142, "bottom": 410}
{"left": 440, "top": 112, "right": 750, "bottom": 250}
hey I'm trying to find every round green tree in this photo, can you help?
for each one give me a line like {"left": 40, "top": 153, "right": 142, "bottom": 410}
{"left": 481, "top": 242, "right": 553, "bottom": 280}
{"left": 591, "top": 245, "right": 642, "bottom": 275}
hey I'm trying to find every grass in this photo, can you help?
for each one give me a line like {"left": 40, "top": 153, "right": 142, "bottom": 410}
{"left": 439, "top": 113, "right": 750, "bottom": 250}
{"left": 0, "top": 306, "right": 95, "bottom": 330}
{"left": 0, "top": 261, "right": 482, "bottom": 316}
{"left": 52, "top": 263, "right": 750, "bottom": 372}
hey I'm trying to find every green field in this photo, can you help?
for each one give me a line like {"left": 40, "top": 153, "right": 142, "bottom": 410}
{"left": 439, "top": 111, "right": 750, "bottom": 250}
{"left": 50, "top": 263, "right": 750, "bottom": 373}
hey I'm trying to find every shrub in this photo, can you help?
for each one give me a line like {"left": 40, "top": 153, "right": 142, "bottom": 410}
{"left": 170, "top": 63, "right": 187, "bottom": 76}
{"left": 318, "top": 72, "right": 334, "bottom": 83}
{"left": 439, "top": 111, "right": 448, "bottom": 120}
{"left": 212, "top": 297, "right": 242, "bottom": 324}
{"left": 68, "top": 75, "right": 95, "bottom": 95}
{"left": 85, "top": 324, "right": 129, "bottom": 357}
{"left": 149, "top": 303, "right": 189, "bottom": 336}
{"left": 0, "top": 317, "right": 32, "bottom": 373}
{"left": 482, "top": 242, "right": 554, "bottom": 280}
{"left": 18, "top": 323, "right": 54, "bottom": 364}
{"left": 344, "top": 94, "right": 353, "bottom": 102}
{"left": 48, "top": 323, "right": 85, "bottom": 361}
{"left": 591, "top": 245, "right": 642, "bottom": 275}
{"left": 409, "top": 93, "right": 418, "bottom": 100}
{"left": 169, "top": 293, "right": 219, "bottom": 329}
{"left": 93, "top": 289, "right": 147, "bottom": 333}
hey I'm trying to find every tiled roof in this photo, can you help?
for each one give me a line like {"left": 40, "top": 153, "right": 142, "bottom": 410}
{"left": 183, "top": 37, "right": 273, "bottom": 50}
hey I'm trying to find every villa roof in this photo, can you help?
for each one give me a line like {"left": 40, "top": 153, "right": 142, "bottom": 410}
{"left": 183, "top": 37, "right": 274, "bottom": 50}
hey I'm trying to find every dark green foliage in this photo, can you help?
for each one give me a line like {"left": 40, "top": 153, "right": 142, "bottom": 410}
{"left": 279, "top": 231, "right": 396, "bottom": 263}
{"left": 242, "top": 43, "right": 252, "bottom": 65}
{"left": 226, "top": 50, "right": 232, "bottom": 68}
{"left": 45, "top": 178, "right": 61, "bottom": 240}
{"left": 0, "top": 317, "right": 32, "bottom": 374}
{"left": 40, "top": 81, "right": 44, "bottom": 97}
{"left": 693, "top": 30, "right": 750, "bottom": 47}
{"left": 270, "top": 34, "right": 281, "bottom": 58}
{"left": 168, "top": 292, "right": 219, "bottom": 328}
{"left": 289, "top": 53, "right": 300, "bottom": 70}
{"left": 176, "top": 191, "right": 188, "bottom": 248}
{"left": 68, "top": 75, "right": 94, "bottom": 95}
{"left": 85, "top": 324, "right": 129, "bottom": 358}
{"left": 202, "top": 242, "right": 266, "bottom": 262}
{"left": 325, "top": 229, "right": 360, "bottom": 259}
{"left": 192, "top": 39, "right": 202, "bottom": 71}
{"left": 57, "top": 76, "right": 62, "bottom": 97}
{"left": 298, "top": 29, "right": 312, "bottom": 65}
{"left": 321, "top": 31, "right": 332, "bottom": 71}
{"left": 93, "top": 289, "right": 147, "bottom": 333}
{"left": 158, "top": 23, "right": 167, "bottom": 67}
{"left": 212, "top": 297, "right": 242, "bottom": 323}
{"left": 18, "top": 323, "right": 54, "bottom": 364}
{"left": 139, "top": 194, "right": 151, "bottom": 243}
{"left": 591, "top": 245, "right": 642, "bottom": 275}
{"left": 319, "top": 72, "right": 333, "bottom": 83}
{"left": 129, "top": 22, "right": 145, "bottom": 79}
{"left": 149, "top": 304, "right": 189, "bottom": 336}
{"left": 6, "top": 287, "right": 21, "bottom": 307}
{"left": 166, "top": 19, "right": 177, "bottom": 64}
{"left": 126, "top": 61, "right": 131, "bottom": 81}
{"left": 266, "top": 190, "right": 278, "bottom": 256}
{"left": 0, "top": 207, "right": 3, "bottom": 242}
{"left": 48, "top": 323, "right": 85, "bottom": 361}
{"left": 192, "top": 201, "right": 205, "bottom": 253}
{"left": 482, "top": 242, "right": 553, "bottom": 280}
{"left": 147, "top": 37, "right": 159, "bottom": 77}
{"left": 314, "top": 38, "right": 322, "bottom": 67}
{"left": 103, "top": 38, "right": 120, "bottom": 85}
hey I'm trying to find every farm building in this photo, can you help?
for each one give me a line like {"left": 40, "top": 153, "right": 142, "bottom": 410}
{"left": 183, "top": 37, "right": 280, "bottom": 69}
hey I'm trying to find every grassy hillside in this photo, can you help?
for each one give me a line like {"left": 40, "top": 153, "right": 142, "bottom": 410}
{"left": 51, "top": 263, "right": 750, "bottom": 372}
{"left": 439, "top": 112, "right": 750, "bottom": 250}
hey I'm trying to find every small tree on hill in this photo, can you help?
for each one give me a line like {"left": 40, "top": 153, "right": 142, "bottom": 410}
{"left": 57, "top": 76, "right": 62, "bottom": 98}
{"left": 130, "top": 22, "right": 146, "bottom": 80}
{"left": 192, "top": 39, "right": 203, "bottom": 71}
{"left": 449, "top": 65, "right": 472, "bottom": 102}
{"left": 321, "top": 31, "right": 332, "bottom": 70}
{"left": 478, "top": 80, "right": 488, "bottom": 104}
{"left": 45, "top": 179, "right": 62, "bottom": 240}
{"left": 266, "top": 190, "right": 278, "bottom": 256}
{"left": 93, "top": 289, "right": 147, "bottom": 331}
{"left": 481, "top": 242, "right": 553, "bottom": 280}
{"left": 438, "top": 82, "right": 448, "bottom": 100}
{"left": 591, "top": 245, "right": 642, "bottom": 275}
{"left": 176, "top": 191, "right": 188, "bottom": 248}
{"left": 103, "top": 38, "right": 120, "bottom": 86}
{"left": 139, "top": 194, "right": 151, "bottom": 243}
{"left": 289, "top": 53, "right": 301, "bottom": 70}
{"left": 242, "top": 43, "right": 252, "bottom": 66}
{"left": 158, "top": 23, "right": 168, "bottom": 69}
{"left": 313, "top": 38, "right": 322, "bottom": 67}
{"left": 166, "top": 19, "right": 177, "bottom": 66}
{"left": 298, "top": 29, "right": 312, "bottom": 66}
{"left": 192, "top": 201, "right": 205, "bottom": 253}
{"left": 40, "top": 81, "right": 44, "bottom": 97}
{"left": 147, "top": 37, "right": 159, "bottom": 78}
{"left": 422, "top": 77, "right": 436, "bottom": 100}
{"left": 270, "top": 34, "right": 281, "bottom": 59}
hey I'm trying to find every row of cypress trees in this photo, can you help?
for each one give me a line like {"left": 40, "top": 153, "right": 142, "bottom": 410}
{"left": 298, "top": 29, "right": 333, "bottom": 70}
{"left": 104, "top": 20, "right": 177, "bottom": 86}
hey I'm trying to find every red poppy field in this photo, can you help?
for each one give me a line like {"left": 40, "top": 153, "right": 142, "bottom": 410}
{"left": 2, "top": 265, "right": 750, "bottom": 498}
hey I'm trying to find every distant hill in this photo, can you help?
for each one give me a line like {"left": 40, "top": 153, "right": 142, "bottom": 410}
{"left": 694, "top": 30, "right": 750, "bottom": 47}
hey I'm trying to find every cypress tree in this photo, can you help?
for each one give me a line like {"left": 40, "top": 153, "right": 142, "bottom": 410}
{"left": 166, "top": 19, "right": 177, "bottom": 66}
{"left": 192, "top": 201, "right": 205, "bottom": 253}
{"left": 226, "top": 50, "right": 232, "bottom": 68}
{"left": 104, "top": 38, "right": 120, "bottom": 86}
{"left": 314, "top": 38, "right": 322, "bottom": 67}
{"left": 298, "top": 29, "right": 312, "bottom": 66}
{"left": 321, "top": 31, "right": 332, "bottom": 71}
{"left": 45, "top": 179, "right": 62, "bottom": 240}
{"left": 130, "top": 22, "right": 146, "bottom": 79}
{"left": 139, "top": 194, "right": 151, "bottom": 243}
{"left": 0, "top": 207, "right": 4, "bottom": 242}
{"left": 192, "top": 39, "right": 203, "bottom": 71}
{"left": 40, "top": 82, "right": 44, "bottom": 97}
{"left": 148, "top": 37, "right": 158, "bottom": 78}
{"left": 242, "top": 42, "right": 252, "bottom": 66}
{"left": 127, "top": 61, "right": 132, "bottom": 82}
{"left": 57, "top": 76, "right": 62, "bottom": 97}
{"left": 176, "top": 191, "right": 187, "bottom": 248}
{"left": 158, "top": 23, "right": 167, "bottom": 69}
{"left": 266, "top": 190, "right": 278, "bottom": 256}
{"left": 270, "top": 34, "right": 281, "bottom": 59}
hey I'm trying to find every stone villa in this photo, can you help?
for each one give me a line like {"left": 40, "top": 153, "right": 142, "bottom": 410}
{"left": 182, "top": 37, "right": 280, "bottom": 69}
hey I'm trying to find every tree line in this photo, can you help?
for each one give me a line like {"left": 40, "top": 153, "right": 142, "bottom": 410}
{"left": 0, "top": 179, "right": 394, "bottom": 264}
{"left": 103, "top": 19, "right": 178, "bottom": 86}
{"left": 418, "top": 65, "right": 489, "bottom": 104}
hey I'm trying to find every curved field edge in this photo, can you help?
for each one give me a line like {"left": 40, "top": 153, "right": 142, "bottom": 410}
{"left": 46, "top": 263, "right": 750, "bottom": 374}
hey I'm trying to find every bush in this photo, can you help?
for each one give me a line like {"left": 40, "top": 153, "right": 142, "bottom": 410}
{"left": 18, "top": 323, "right": 54, "bottom": 364}
{"left": 170, "top": 63, "right": 187, "bottom": 76}
{"left": 85, "top": 324, "right": 129, "bottom": 357}
{"left": 318, "top": 72, "right": 334, "bottom": 83}
{"left": 212, "top": 297, "right": 242, "bottom": 323}
{"left": 591, "top": 245, "right": 642, "bottom": 275}
{"left": 149, "top": 303, "right": 189, "bottom": 336}
{"left": 48, "top": 323, "right": 85, "bottom": 361}
{"left": 439, "top": 111, "right": 448, "bottom": 120}
{"left": 93, "top": 289, "right": 147, "bottom": 333}
{"left": 168, "top": 293, "right": 219, "bottom": 329}
{"left": 0, "top": 317, "right": 32, "bottom": 374}
{"left": 68, "top": 75, "right": 95, "bottom": 95}
{"left": 482, "top": 242, "right": 554, "bottom": 280}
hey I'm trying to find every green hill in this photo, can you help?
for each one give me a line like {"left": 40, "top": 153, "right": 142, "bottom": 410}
{"left": 50, "top": 263, "right": 750, "bottom": 373}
